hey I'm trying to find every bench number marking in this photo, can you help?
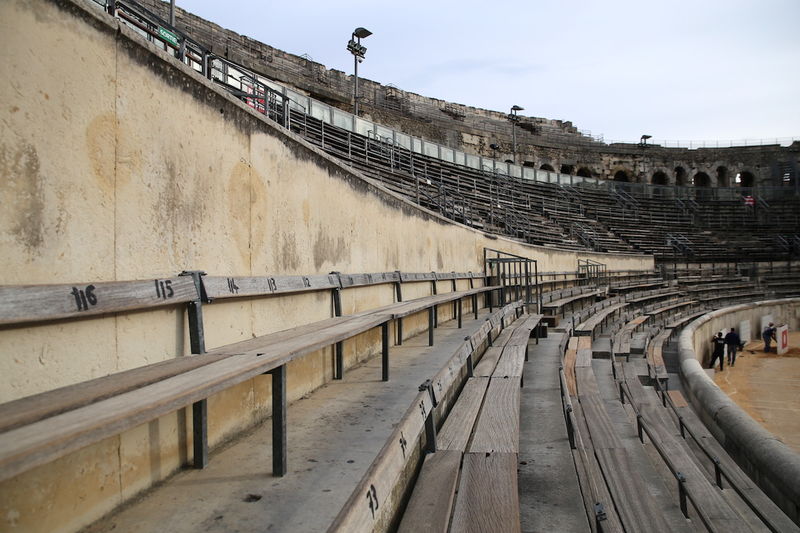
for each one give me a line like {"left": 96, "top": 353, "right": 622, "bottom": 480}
{"left": 71, "top": 285, "right": 97, "bottom": 311}
{"left": 366, "top": 484, "right": 379, "bottom": 518}
{"left": 154, "top": 279, "right": 174, "bottom": 299}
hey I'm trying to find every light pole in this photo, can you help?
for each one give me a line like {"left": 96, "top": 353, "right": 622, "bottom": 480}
{"left": 347, "top": 27, "right": 372, "bottom": 116}
{"left": 509, "top": 105, "right": 524, "bottom": 164}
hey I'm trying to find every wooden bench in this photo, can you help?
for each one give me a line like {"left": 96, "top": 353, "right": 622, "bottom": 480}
{"left": 612, "top": 315, "right": 650, "bottom": 358}
{"left": 574, "top": 302, "right": 628, "bottom": 339}
{"left": 574, "top": 354, "right": 674, "bottom": 532}
{"left": 645, "top": 329, "right": 671, "bottom": 385}
{"left": 331, "top": 303, "right": 523, "bottom": 532}
{"left": 0, "top": 269, "right": 501, "bottom": 483}
{"left": 618, "top": 363, "right": 762, "bottom": 531}
{"left": 541, "top": 288, "right": 602, "bottom": 317}
{"left": 396, "top": 311, "right": 538, "bottom": 532}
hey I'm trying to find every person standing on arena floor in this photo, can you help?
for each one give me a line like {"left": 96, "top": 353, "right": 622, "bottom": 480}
{"left": 710, "top": 332, "right": 726, "bottom": 371}
{"left": 762, "top": 322, "right": 776, "bottom": 353}
{"left": 724, "top": 327, "right": 741, "bottom": 367}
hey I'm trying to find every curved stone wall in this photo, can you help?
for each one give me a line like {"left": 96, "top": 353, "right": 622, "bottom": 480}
{"left": 678, "top": 299, "right": 800, "bottom": 523}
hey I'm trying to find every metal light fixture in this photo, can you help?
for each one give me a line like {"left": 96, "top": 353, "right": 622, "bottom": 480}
{"left": 509, "top": 105, "right": 524, "bottom": 164}
{"left": 347, "top": 27, "right": 372, "bottom": 116}
{"left": 640, "top": 134, "right": 652, "bottom": 146}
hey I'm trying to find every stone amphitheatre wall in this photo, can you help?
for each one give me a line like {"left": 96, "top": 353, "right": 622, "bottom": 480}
{"left": 0, "top": 1, "right": 651, "bottom": 531}
{"left": 679, "top": 299, "right": 800, "bottom": 523}
{"left": 136, "top": 0, "right": 798, "bottom": 188}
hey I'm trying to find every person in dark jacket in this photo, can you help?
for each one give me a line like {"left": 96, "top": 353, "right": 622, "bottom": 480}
{"left": 710, "top": 332, "right": 726, "bottom": 371}
{"left": 724, "top": 328, "right": 741, "bottom": 367}
{"left": 763, "top": 322, "right": 776, "bottom": 353}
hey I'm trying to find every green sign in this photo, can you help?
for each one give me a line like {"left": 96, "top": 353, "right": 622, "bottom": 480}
{"left": 158, "top": 27, "right": 179, "bottom": 47}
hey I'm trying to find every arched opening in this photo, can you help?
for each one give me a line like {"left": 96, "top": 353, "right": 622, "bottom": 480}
{"left": 652, "top": 171, "right": 668, "bottom": 185}
{"left": 737, "top": 171, "right": 755, "bottom": 188}
{"left": 674, "top": 166, "right": 687, "bottom": 186}
{"left": 613, "top": 170, "right": 630, "bottom": 182}
{"left": 693, "top": 172, "right": 711, "bottom": 187}
{"left": 540, "top": 164, "right": 555, "bottom": 172}
{"left": 576, "top": 167, "right": 592, "bottom": 178}
{"left": 717, "top": 166, "right": 729, "bottom": 187}
{"left": 522, "top": 161, "right": 536, "bottom": 168}
{"left": 560, "top": 164, "right": 575, "bottom": 175}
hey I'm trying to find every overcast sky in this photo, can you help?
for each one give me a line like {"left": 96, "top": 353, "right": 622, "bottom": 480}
{"left": 175, "top": 0, "right": 799, "bottom": 144}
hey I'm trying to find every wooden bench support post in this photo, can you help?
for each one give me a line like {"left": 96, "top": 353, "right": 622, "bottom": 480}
{"left": 397, "top": 318, "right": 404, "bottom": 346}
{"left": 271, "top": 365, "right": 287, "bottom": 477}
{"left": 428, "top": 307, "right": 435, "bottom": 346}
{"left": 457, "top": 298, "right": 462, "bottom": 328}
{"left": 334, "top": 342, "right": 344, "bottom": 380}
{"left": 332, "top": 285, "right": 344, "bottom": 380}
{"left": 181, "top": 270, "right": 210, "bottom": 470}
{"left": 192, "top": 400, "right": 208, "bottom": 469}
{"left": 381, "top": 322, "right": 390, "bottom": 382}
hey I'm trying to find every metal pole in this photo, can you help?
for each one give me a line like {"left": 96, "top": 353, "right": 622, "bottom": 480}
{"left": 169, "top": 0, "right": 176, "bottom": 26}
{"left": 353, "top": 52, "right": 359, "bottom": 116}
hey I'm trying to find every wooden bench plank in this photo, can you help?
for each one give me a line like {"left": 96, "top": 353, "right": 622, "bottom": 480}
{"left": 563, "top": 337, "right": 579, "bottom": 396}
{"left": 575, "top": 336, "right": 593, "bottom": 368}
{"left": 667, "top": 390, "right": 688, "bottom": 408}
{"left": 0, "top": 277, "right": 197, "bottom": 325}
{"left": 0, "top": 353, "right": 230, "bottom": 433}
{"left": 473, "top": 348, "right": 503, "bottom": 378}
{"left": 396, "top": 450, "right": 462, "bottom": 533}
{"left": 449, "top": 452, "right": 521, "bottom": 533}
{"left": 203, "top": 274, "right": 339, "bottom": 299}
{"left": 438, "top": 378, "right": 490, "bottom": 452}
{"left": 0, "top": 313, "right": 389, "bottom": 482}
{"left": 575, "top": 303, "right": 627, "bottom": 336}
{"left": 594, "top": 448, "right": 673, "bottom": 533}
{"left": 492, "top": 345, "right": 525, "bottom": 379}
{"left": 468, "top": 378, "right": 520, "bottom": 454}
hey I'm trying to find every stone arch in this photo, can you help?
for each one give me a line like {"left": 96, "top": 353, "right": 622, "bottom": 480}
{"left": 576, "top": 167, "right": 592, "bottom": 178}
{"left": 693, "top": 172, "right": 711, "bottom": 187}
{"left": 540, "top": 163, "right": 555, "bottom": 172}
{"left": 674, "top": 166, "right": 687, "bottom": 186}
{"left": 560, "top": 164, "right": 575, "bottom": 175}
{"left": 652, "top": 171, "right": 668, "bottom": 185}
{"left": 613, "top": 169, "right": 630, "bottom": 182}
{"left": 717, "top": 166, "right": 729, "bottom": 187}
{"left": 522, "top": 161, "right": 536, "bottom": 168}
{"left": 737, "top": 171, "right": 755, "bottom": 188}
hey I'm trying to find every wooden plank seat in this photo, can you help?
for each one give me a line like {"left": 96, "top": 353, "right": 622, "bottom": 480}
{"left": 574, "top": 358, "right": 675, "bottom": 532}
{"left": 612, "top": 315, "right": 650, "bottom": 358}
{"left": 541, "top": 288, "right": 602, "bottom": 316}
{"left": 619, "top": 364, "right": 759, "bottom": 530}
{"left": 665, "top": 309, "right": 708, "bottom": 329}
{"left": 0, "top": 312, "right": 389, "bottom": 483}
{"left": 371, "top": 284, "right": 503, "bottom": 348}
{"left": 645, "top": 330, "right": 671, "bottom": 385}
{"left": 626, "top": 289, "right": 681, "bottom": 305}
{"left": 0, "top": 269, "right": 503, "bottom": 485}
{"left": 645, "top": 299, "right": 697, "bottom": 318}
{"left": 398, "top": 310, "right": 533, "bottom": 532}
{"left": 669, "top": 394, "right": 800, "bottom": 533}
{"left": 330, "top": 304, "right": 520, "bottom": 532}
{"left": 574, "top": 302, "right": 628, "bottom": 338}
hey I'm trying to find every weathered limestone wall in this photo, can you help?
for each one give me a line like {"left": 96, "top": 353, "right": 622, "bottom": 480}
{"left": 678, "top": 299, "right": 800, "bottom": 524}
{"left": 0, "top": 1, "right": 651, "bottom": 531}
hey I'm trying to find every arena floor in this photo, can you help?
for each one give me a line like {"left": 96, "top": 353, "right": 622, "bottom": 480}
{"left": 713, "top": 331, "right": 800, "bottom": 453}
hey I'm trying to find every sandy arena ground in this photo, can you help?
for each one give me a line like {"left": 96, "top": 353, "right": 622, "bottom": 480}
{"left": 711, "top": 331, "right": 800, "bottom": 453}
